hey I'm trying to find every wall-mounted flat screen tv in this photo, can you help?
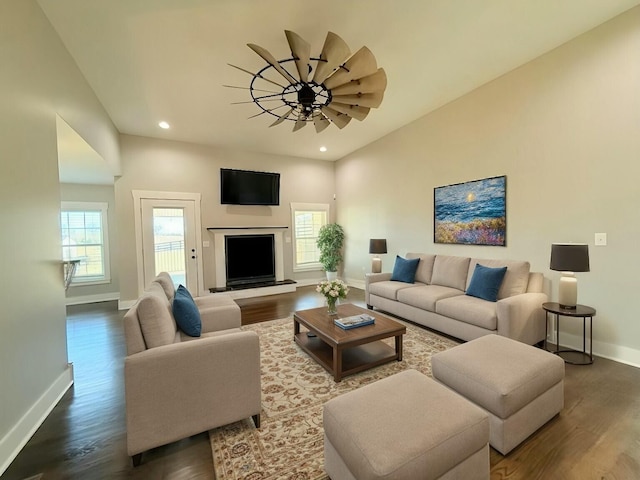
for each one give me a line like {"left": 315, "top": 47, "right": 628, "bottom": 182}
{"left": 220, "top": 168, "right": 280, "bottom": 206}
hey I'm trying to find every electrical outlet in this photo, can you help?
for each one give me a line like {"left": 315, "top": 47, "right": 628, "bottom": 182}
{"left": 595, "top": 233, "right": 607, "bottom": 246}
{"left": 202, "top": 240, "right": 210, "bottom": 248}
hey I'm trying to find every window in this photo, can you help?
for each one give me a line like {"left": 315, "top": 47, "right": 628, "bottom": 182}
{"left": 290, "top": 203, "right": 329, "bottom": 272}
{"left": 60, "top": 201, "right": 110, "bottom": 284}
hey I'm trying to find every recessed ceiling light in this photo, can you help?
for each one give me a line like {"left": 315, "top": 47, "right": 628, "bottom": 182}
{"left": 158, "top": 121, "right": 170, "bottom": 129}
{"left": 319, "top": 146, "right": 327, "bottom": 152}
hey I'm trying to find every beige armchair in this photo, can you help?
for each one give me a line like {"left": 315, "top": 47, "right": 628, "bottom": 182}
{"left": 123, "top": 274, "right": 261, "bottom": 466}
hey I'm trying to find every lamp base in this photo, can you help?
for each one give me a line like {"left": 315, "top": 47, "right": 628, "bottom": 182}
{"left": 371, "top": 257, "right": 382, "bottom": 274}
{"left": 558, "top": 303, "right": 577, "bottom": 310}
{"left": 558, "top": 272, "right": 578, "bottom": 309}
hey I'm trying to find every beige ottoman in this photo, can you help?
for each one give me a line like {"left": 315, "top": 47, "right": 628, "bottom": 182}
{"left": 323, "top": 369, "right": 490, "bottom": 480}
{"left": 432, "top": 334, "right": 564, "bottom": 455}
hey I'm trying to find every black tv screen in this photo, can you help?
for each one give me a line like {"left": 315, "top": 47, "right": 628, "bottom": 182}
{"left": 220, "top": 168, "right": 280, "bottom": 206}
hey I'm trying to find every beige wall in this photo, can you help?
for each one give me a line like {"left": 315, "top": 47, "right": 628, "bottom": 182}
{"left": 337, "top": 7, "right": 640, "bottom": 365}
{"left": 0, "top": 0, "right": 120, "bottom": 471}
{"left": 116, "top": 134, "right": 336, "bottom": 303}
{"left": 60, "top": 183, "right": 119, "bottom": 303}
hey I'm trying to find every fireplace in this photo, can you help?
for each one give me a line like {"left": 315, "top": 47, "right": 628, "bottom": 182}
{"left": 212, "top": 228, "right": 286, "bottom": 290}
{"left": 225, "top": 234, "right": 275, "bottom": 287}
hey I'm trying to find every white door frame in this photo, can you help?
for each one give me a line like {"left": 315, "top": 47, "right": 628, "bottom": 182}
{"left": 132, "top": 190, "right": 205, "bottom": 296}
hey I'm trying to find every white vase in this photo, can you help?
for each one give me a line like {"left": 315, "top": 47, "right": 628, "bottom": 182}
{"left": 326, "top": 271, "right": 338, "bottom": 281}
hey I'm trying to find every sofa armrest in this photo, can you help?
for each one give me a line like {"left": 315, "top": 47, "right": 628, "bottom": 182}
{"left": 124, "top": 330, "right": 261, "bottom": 456}
{"left": 365, "top": 273, "right": 392, "bottom": 306}
{"left": 496, "top": 292, "right": 548, "bottom": 345}
{"left": 199, "top": 304, "right": 241, "bottom": 332}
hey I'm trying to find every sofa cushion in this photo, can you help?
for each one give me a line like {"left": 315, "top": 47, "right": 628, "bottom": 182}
{"left": 180, "top": 327, "right": 242, "bottom": 342}
{"left": 406, "top": 253, "right": 436, "bottom": 284}
{"left": 137, "top": 290, "right": 177, "bottom": 349}
{"left": 153, "top": 271, "right": 176, "bottom": 301}
{"left": 431, "top": 255, "right": 470, "bottom": 291}
{"left": 466, "top": 264, "right": 507, "bottom": 302}
{"left": 390, "top": 255, "right": 420, "bottom": 283}
{"left": 397, "top": 285, "right": 464, "bottom": 312}
{"left": 369, "top": 280, "right": 424, "bottom": 301}
{"left": 467, "top": 259, "right": 530, "bottom": 299}
{"left": 435, "top": 295, "right": 498, "bottom": 330}
{"left": 172, "top": 285, "right": 202, "bottom": 337}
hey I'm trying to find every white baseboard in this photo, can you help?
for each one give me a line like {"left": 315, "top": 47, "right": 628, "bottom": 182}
{"left": 0, "top": 364, "right": 74, "bottom": 476}
{"left": 118, "top": 299, "right": 136, "bottom": 311}
{"left": 65, "top": 292, "right": 119, "bottom": 306}
{"left": 556, "top": 331, "right": 640, "bottom": 369}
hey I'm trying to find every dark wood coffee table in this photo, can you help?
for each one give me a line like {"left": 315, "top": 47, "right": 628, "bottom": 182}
{"left": 293, "top": 303, "right": 406, "bottom": 382}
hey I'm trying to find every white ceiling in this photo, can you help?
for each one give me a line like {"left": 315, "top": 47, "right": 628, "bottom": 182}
{"left": 39, "top": 0, "right": 639, "bottom": 166}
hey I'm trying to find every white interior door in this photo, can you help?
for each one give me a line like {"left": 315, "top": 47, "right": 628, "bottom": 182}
{"left": 140, "top": 198, "right": 199, "bottom": 292}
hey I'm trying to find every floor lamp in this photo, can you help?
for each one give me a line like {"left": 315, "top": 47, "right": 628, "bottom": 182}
{"left": 369, "top": 239, "right": 387, "bottom": 274}
{"left": 550, "top": 243, "right": 590, "bottom": 309}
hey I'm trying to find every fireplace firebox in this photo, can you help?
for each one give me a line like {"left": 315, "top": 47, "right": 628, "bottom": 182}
{"left": 225, "top": 234, "right": 276, "bottom": 287}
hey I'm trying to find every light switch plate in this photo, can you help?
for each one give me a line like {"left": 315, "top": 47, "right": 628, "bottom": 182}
{"left": 595, "top": 233, "right": 607, "bottom": 246}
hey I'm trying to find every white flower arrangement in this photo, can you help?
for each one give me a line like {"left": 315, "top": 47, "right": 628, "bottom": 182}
{"left": 316, "top": 278, "right": 349, "bottom": 301}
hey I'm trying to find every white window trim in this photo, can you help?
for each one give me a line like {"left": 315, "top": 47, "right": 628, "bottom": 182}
{"left": 61, "top": 201, "right": 111, "bottom": 285}
{"left": 290, "top": 202, "right": 329, "bottom": 273}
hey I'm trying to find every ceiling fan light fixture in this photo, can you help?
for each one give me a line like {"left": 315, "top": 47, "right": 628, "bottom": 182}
{"left": 226, "top": 31, "right": 386, "bottom": 133}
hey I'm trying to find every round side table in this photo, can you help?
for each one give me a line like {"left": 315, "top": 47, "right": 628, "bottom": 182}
{"left": 542, "top": 302, "right": 596, "bottom": 365}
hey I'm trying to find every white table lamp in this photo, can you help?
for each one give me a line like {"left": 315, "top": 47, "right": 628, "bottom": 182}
{"left": 369, "top": 239, "right": 387, "bottom": 274}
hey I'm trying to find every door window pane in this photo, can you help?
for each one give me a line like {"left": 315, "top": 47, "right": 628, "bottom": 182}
{"left": 153, "top": 208, "right": 186, "bottom": 286}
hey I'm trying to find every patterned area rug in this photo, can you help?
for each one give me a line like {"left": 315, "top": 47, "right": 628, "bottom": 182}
{"left": 209, "top": 316, "right": 459, "bottom": 480}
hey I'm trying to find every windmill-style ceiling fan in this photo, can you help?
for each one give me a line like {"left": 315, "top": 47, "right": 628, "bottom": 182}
{"left": 226, "top": 31, "right": 387, "bottom": 132}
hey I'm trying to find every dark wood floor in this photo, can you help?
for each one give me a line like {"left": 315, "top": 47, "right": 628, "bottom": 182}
{"left": 3, "top": 286, "right": 640, "bottom": 479}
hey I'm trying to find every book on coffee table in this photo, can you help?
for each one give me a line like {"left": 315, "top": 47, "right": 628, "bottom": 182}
{"left": 334, "top": 314, "right": 375, "bottom": 330}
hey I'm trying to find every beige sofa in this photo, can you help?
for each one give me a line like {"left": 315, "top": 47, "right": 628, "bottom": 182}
{"left": 123, "top": 273, "right": 261, "bottom": 466}
{"left": 365, "top": 254, "right": 547, "bottom": 345}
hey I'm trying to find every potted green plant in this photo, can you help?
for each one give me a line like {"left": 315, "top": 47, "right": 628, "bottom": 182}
{"left": 317, "top": 223, "right": 345, "bottom": 279}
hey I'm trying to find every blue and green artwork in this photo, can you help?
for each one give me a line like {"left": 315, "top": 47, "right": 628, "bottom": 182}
{"left": 434, "top": 175, "right": 506, "bottom": 246}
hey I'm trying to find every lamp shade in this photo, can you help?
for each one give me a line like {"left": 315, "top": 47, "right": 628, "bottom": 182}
{"left": 550, "top": 243, "right": 590, "bottom": 272}
{"left": 369, "top": 239, "right": 387, "bottom": 254}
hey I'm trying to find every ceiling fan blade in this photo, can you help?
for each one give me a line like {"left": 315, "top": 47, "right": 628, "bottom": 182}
{"left": 329, "top": 68, "right": 387, "bottom": 96}
{"left": 327, "top": 102, "right": 370, "bottom": 121}
{"left": 293, "top": 112, "right": 308, "bottom": 132}
{"left": 331, "top": 91, "right": 384, "bottom": 109}
{"left": 285, "top": 30, "right": 310, "bottom": 82}
{"left": 247, "top": 43, "right": 298, "bottom": 85}
{"left": 321, "top": 106, "right": 352, "bottom": 129}
{"left": 269, "top": 108, "right": 294, "bottom": 127}
{"left": 227, "top": 63, "right": 285, "bottom": 88}
{"left": 323, "top": 47, "right": 378, "bottom": 90}
{"left": 312, "top": 111, "right": 331, "bottom": 133}
{"left": 312, "top": 32, "right": 351, "bottom": 84}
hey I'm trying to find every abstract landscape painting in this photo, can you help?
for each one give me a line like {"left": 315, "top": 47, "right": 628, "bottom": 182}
{"left": 434, "top": 175, "right": 506, "bottom": 246}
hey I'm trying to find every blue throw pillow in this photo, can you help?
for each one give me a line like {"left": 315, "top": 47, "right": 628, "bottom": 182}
{"left": 172, "top": 285, "right": 202, "bottom": 337}
{"left": 390, "top": 256, "right": 421, "bottom": 283}
{"left": 466, "top": 264, "right": 508, "bottom": 302}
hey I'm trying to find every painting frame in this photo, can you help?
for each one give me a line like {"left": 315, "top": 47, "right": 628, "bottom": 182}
{"left": 434, "top": 175, "right": 507, "bottom": 246}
